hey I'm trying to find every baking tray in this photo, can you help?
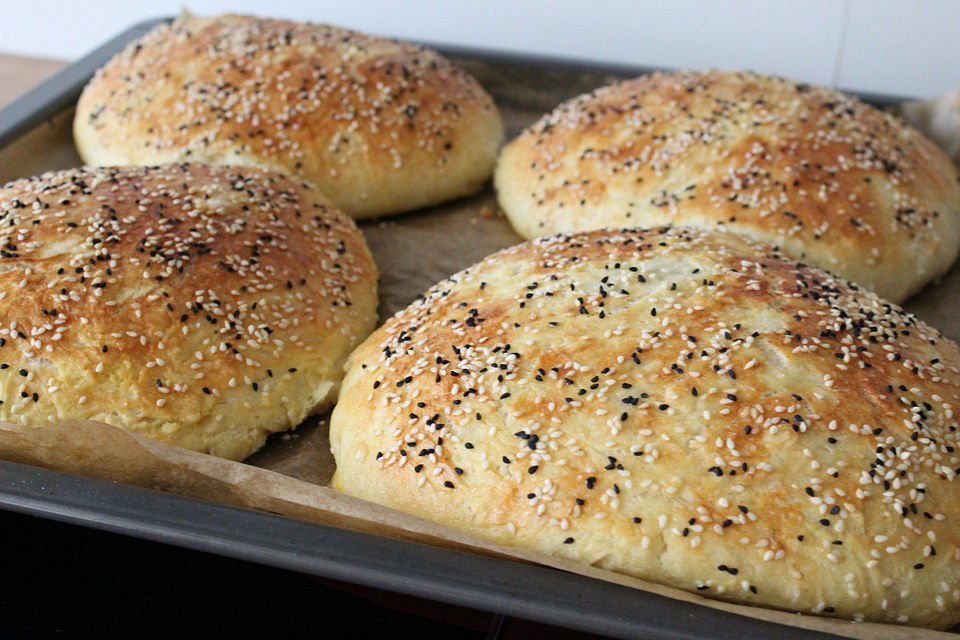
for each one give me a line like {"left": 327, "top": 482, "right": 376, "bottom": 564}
{"left": 0, "top": 17, "right": 930, "bottom": 640}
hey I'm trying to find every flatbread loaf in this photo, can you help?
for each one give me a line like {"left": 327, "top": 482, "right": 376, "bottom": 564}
{"left": 0, "top": 164, "right": 377, "bottom": 460}
{"left": 75, "top": 13, "right": 504, "bottom": 219}
{"left": 332, "top": 226, "right": 960, "bottom": 628}
{"left": 495, "top": 70, "right": 960, "bottom": 302}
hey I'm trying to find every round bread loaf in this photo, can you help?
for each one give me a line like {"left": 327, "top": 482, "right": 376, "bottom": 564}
{"left": 494, "top": 70, "right": 960, "bottom": 303}
{"left": 0, "top": 164, "right": 377, "bottom": 461}
{"left": 331, "top": 226, "right": 960, "bottom": 628}
{"left": 74, "top": 13, "right": 504, "bottom": 219}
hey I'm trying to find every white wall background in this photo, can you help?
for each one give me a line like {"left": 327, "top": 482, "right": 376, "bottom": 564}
{"left": 2, "top": 0, "right": 959, "bottom": 98}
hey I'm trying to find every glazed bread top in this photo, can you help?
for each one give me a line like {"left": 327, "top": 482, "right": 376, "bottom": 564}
{"left": 332, "top": 225, "right": 960, "bottom": 628}
{"left": 75, "top": 13, "right": 505, "bottom": 218}
{"left": 495, "top": 70, "right": 960, "bottom": 302}
{"left": 0, "top": 164, "right": 377, "bottom": 460}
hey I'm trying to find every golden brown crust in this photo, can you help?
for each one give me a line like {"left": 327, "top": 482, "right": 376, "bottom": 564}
{"left": 0, "top": 164, "right": 377, "bottom": 460}
{"left": 74, "top": 13, "right": 504, "bottom": 218}
{"left": 494, "top": 70, "right": 960, "bottom": 302}
{"left": 331, "top": 226, "right": 960, "bottom": 628}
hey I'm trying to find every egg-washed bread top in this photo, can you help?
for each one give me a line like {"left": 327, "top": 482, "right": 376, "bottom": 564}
{"left": 74, "top": 13, "right": 505, "bottom": 219}
{"left": 0, "top": 164, "right": 377, "bottom": 461}
{"left": 494, "top": 70, "right": 960, "bottom": 303}
{"left": 331, "top": 226, "right": 960, "bottom": 628}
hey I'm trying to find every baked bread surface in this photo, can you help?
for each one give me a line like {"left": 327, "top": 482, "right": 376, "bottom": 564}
{"left": 331, "top": 226, "right": 960, "bottom": 628}
{"left": 74, "top": 13, "right": 504, "bottom": 219}
{"left": 494, "top": 70, "right": 960, "bottom": 302}
{"left": 0, "top": 164, "right": 377, "bottom": 460}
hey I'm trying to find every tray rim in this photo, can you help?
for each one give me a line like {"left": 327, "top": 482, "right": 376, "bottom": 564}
{"left": 0, "top": 14, "right": 926, "bottom": 640}
{"left": 0, "top": 458, "right": 847, "bottom": 640}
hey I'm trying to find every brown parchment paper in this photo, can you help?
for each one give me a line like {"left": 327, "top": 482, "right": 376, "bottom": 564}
{"left": 2, "top": 58, "right": 960, "bottom": 640}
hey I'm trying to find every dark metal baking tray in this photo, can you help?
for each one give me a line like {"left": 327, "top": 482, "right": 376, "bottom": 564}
{"left": 0, "top": 17, "right": 921, "bottom": 640}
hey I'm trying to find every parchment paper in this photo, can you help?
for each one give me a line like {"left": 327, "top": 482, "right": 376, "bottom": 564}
{"left": 1, "top": 58, "right": 960, "bottom": 639}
